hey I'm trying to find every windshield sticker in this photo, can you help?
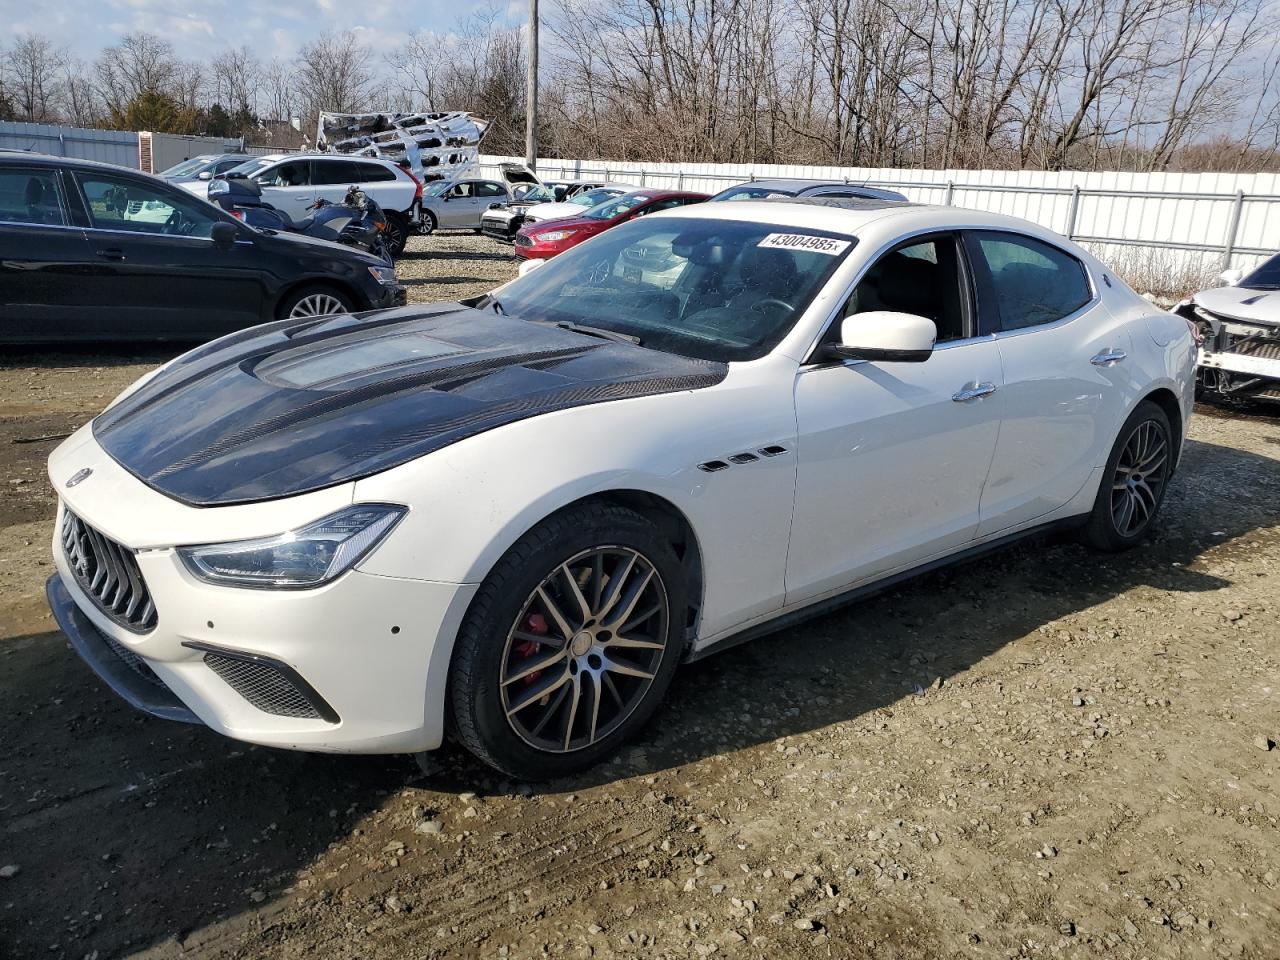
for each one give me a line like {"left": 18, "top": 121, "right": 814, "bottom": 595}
{"left": 757, "top": 233, "right": 850, "bottom": 255}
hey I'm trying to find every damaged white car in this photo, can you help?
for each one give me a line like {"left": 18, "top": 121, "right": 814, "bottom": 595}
{"left": 1177, "top": 254, "right": 1280, "bottom": 404}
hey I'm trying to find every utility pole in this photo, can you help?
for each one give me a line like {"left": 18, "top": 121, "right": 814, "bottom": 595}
{"left": 525, "top": 0, "right": 539, "bottom": 172}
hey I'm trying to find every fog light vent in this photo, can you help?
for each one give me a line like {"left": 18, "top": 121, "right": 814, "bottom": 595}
{"left": 199, "top": 649, "right": 338, "bottom": 723}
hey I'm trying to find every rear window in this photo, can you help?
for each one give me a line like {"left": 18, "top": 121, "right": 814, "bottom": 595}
{"left": 356, "top": 161, "right": 398, "bottom": 183}
{"left": 1239, "top": 253, "right": 1280, "bottom": 290}
{"left": 711, "top": 185, "right": 796, "bottom": 202}
{"left": 0, "top": 168, "right": 65, "bottom": 225}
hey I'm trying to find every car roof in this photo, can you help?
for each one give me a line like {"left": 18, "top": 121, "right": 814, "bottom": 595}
{"left": 720, "top": 178, "right": 894, "bottom": 194}
{"left": 654, "top": 197, "right": 1082, "bottom": 247}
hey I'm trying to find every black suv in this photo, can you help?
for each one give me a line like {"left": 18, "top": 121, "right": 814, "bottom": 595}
{"left": 0, "top": 153, "right": 407, "bottom": 343}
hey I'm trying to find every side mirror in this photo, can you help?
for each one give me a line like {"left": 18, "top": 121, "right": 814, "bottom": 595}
{"left": 826, "top": 311, "right": 936, "bottom": 363}
{"left": 210, "top": 221, "right": 238, "bottom": 250}
{"left": 207, "top": 178, "right": 230, "bottom": 197}
{"left": 1219, "top": 267, "right": 1244, "bottom": 286}
{"left": 517, "top": 258, "right": 546, "bottom": 278}
{"left": 197, "top": 171, "right": 213, "bottom": 181}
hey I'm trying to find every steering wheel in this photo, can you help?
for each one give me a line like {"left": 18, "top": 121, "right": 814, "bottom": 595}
{"left": 750, "top": 298, "right": 794, "bottom": 315}
{"left": 163, "top": 209, "right": 196, "bottom": 236}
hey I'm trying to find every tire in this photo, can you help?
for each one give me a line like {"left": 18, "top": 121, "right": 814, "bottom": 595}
{"left": 420, "top": 210, "right": 437, "bottom": 236}
{"left": 449, "top": 502, "right": 687, "bottom": 780}
{"left": 385, "top": 212, "right": 409, "bottom": 256}
{"left": 1080, "top": 400, "right": 1173, "bottom": 551}
{"left": 275, "top": 284, "right": 354, "bottom": 321}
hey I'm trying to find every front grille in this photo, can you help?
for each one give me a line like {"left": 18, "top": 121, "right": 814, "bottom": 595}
{"left": 61, "top": 511, "right": 157, "bottom": 633}
{"left": 203, "top": 652, "right": 335, "bottom": 722}
{"left": 103, "top": 633, "right": 165, "bottom": 687}
{"left": 515, "top": 233, "right": 533, "bottom": 247}
{"left": 1232, "top": 337, "right": 1280, "bottom": 360}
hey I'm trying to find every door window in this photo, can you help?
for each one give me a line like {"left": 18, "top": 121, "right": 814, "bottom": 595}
{"left": 972, "top": 231, "right": 1091, "bottom": 330}
{"left": 355, "top": 161, "right": 397, "bottom": 182}
{"left": 450, "top": 182, "right": 475, "bottom": 198}
{"left": 0, "top": 169, "right": 65, "bottom": 225}
{"left": 256, "top": 161, "right": 311, "bottom": 187}
{"left": 840, "top": 236, "right": 967, "bottom": 342}
{"left": 473, "top": 181, "right": 506, "bottom": 198}
{"left": 212, "top": 158, "right": 245, "bottom": 175}
{"left": 312, "top": 161, "right": 362, "bottom": 186}
{"left": 77, "top": 173, "right": 220, "bottom": 239}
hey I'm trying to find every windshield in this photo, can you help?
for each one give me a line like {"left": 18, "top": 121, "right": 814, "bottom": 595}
{"left": 519, "top": 185, "right": 558, "bottom": 203}
{"left": 711, "top": 185, "right": 799, "bottom": 202}
{"left": 489, "top": 217, "right": 855, "bottom": 361}
{"left": 160, "top": 157, "right": 212, "bottom": 177}
{"left": 582, "top": 193, "right": 653, "bottom": 221}
{"left": 1239, "top": 253, "right": 1280, "bottom": 289}
{"left": 222, "top": 157, "right": 273, "bottom": 178}
{"left": 571, "top": 187, "right": 621, "bottom": 207}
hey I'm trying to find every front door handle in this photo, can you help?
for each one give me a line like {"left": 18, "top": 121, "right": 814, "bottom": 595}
{"left": 952, "top": 381, "right": 997, "bottom": 402}
{"left": 95, "top": 248, "right": 126, "bottom": 261}
{"left": 1091, "top": 348, "right": 1127, "bottom": 366}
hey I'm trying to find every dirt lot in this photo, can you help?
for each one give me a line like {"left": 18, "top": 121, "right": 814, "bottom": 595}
{"left": 2, "top": 233, "right": 1278, "bottom": 960}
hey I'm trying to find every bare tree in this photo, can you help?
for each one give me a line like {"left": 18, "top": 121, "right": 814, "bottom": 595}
{"left": 7, "top": 33, "right": 65, "bottom": 122}
{"left": 210, "top": 46, "right": 261, "bottom": 119}
{"left": 293, "top": 31, "right": 375, "bottom": 130}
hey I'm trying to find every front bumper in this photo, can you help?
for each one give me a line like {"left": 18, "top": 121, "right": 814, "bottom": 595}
{"left": 45, "top": 437, "right": 476, "bottom": 754}
{"left": 370, "top": 283, "right": 408, "bottom": 309}
{"left": 1193, "top": 313, "right": 1280, "bottom": 400}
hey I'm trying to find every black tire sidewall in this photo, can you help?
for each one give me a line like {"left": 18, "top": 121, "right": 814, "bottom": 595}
{"left": 386, "top": 212, "right": 408, "bottom": 255}
{"left": 1084, "top": 400, "right": 1173, "bottom": 550}
{"left": 450, "top": 505, "right": 687, "bottom": 780}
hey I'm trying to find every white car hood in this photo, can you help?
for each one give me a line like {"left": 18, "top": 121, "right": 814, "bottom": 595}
{"left": 524, "top": 201, "right": 591, "bottom": 222}
{"left": 1193, "top": 285, "right": 1280, "bottom": 327}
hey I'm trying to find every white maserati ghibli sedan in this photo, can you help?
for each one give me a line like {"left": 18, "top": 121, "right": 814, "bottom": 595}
{"left": 46, "top": 199, "right": 1195, "bottom": 779}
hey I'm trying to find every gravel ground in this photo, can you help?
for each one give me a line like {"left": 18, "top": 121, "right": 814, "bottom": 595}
{"left": 1, "top": 234, "right": 1278, "bottom": 960}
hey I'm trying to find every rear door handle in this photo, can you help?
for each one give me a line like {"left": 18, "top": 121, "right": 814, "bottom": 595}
{"left": 952, "top": 381, "right": 997, "bottom": 402}
{"left": 1091, "top": 348, "right": 1127, "bottom": 366}
{"left": 95, "top": 248, "right": 126, "bottom": 261}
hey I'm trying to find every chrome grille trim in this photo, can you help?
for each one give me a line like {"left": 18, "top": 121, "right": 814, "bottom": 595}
{"left": 61, "top": 511, "right": 158, "bottom": 633}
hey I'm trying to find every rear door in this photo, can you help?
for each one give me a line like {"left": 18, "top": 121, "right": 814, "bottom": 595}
{"left": 965, "top": 230, "right": 1133, "bottom": 535}
{"left": 253, "top": 159, "right": 315, "bottom": 218}
{"left": 0, "top": 165, "right": 99, "bottom": 341}
{"left": 72, "top": 169, "right": 265, "bottom": 340}
{"left": 311, "top": 158, "right": 361, "bottom": 205}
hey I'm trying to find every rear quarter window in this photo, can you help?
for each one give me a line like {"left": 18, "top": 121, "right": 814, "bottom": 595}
{"left": 973, "top": 231, "right": 1092, "bottom": 330}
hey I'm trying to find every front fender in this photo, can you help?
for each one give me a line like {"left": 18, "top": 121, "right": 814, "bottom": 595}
{"left": 352, "top": 366, "right": 798, "bottom": 641}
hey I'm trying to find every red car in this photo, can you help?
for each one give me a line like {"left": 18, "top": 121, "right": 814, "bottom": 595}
{"left": 514, "top": 190, "right": 709, "bottom": 259}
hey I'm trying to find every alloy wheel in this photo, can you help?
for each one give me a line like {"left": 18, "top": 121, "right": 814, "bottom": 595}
{"left": 288, "top": 293, "right": 348, "bottom": 318}
{"left": 500, "top": 546, "right": 670, "bottom": 753}
{"left": 1110, "top": 419, "right": 1169, "bottom": 537}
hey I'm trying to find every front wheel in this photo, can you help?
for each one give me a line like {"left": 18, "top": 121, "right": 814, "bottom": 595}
{"left": 448, "top": 503, "right": 686, "bottom": 780}
{"left": 1081, "top": 400, "right": 1173, "bottom": 551}
{"left": 420, "top": 210, "right": 437, "bottom": 237}
{"left": 276, "top": 284, "right": 354, "bottom": 320}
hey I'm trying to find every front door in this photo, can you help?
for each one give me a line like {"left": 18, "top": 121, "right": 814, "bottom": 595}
{"left": 0, "top": 165, "right": 100, "bottom": 341}
{"left": 439, "top": 181, "right": 487, "bottom": 227}
{"left": 964, "top": 230, "right": 1134, "bottom": 536}
{"left": 72, "top": 170, "right": 265, "bottom": 340}
{"left": 253, "top": 159, "right": 315, "bottom": 219}
{"left": 786, "top": 234, "right": 1004, "bottom": 604}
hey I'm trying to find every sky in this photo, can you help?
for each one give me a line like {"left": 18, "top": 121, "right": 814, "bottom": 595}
{"left": 0, "top": 0, "right": 529, "bottom": 62}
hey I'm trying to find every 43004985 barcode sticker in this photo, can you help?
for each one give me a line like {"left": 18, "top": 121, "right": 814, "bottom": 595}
{"left": 756, "top": 233, "right": 851, "bottom": 255}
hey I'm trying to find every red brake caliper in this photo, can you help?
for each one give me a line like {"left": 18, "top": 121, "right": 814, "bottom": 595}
{"left": 514, "top": 612, "right": 549, "bottom": 685}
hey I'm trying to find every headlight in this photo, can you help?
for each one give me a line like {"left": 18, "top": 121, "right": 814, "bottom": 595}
{"left": 533, "top": 230, "right": 575, "bottom": 242}
{"left": 178, "top": 504, "right": 406, "bottom": 589}
{"left": 368, "top": 265, "right": 397, "bottom": 284}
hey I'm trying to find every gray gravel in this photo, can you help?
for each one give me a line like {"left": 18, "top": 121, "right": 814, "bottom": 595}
{"left": 396, "top": 231, "right": 519, "bottom": 304}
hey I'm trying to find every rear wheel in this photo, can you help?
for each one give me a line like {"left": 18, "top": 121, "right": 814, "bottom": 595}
{"left": 448, "top": 503, "right": 686, "bottom": 780}
{"left": 276, "top": 284, "right": 354, "bottom": 320}
{"left": 384, "top": 212, "right": 409, "bottom": 256}
{"left": 1081, "top": 400, "right": 1173, "bottom": 551}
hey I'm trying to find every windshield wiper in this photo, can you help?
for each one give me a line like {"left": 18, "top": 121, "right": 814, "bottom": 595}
{"left": 551, "top": 321, "right": 641, "bottom": 345}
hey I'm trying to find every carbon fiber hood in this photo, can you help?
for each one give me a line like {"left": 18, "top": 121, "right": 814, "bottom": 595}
{"left": 93, "top": 305, "right": 726, "bottom": 507}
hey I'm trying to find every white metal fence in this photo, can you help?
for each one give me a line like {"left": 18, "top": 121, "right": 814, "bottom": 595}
{"left": 479, "top": 154, "right": 1280, "bottom": 276}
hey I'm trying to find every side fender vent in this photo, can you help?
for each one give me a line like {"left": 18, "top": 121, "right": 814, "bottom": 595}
{"left": 697, "top": 460, "right": 730, "bottom": 473}
{"left": 757, "top": 445, "right": 788, "bottom": 457}
{"left": 728, "top": 452, "right": 759, "bottom": 464}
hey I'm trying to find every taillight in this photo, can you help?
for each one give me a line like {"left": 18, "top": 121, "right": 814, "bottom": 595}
{"left": 231, "top": 210, "right": 244, "bottom": 221}
{"left": 405, "top": 169, "right": 423, "bottom": 200}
